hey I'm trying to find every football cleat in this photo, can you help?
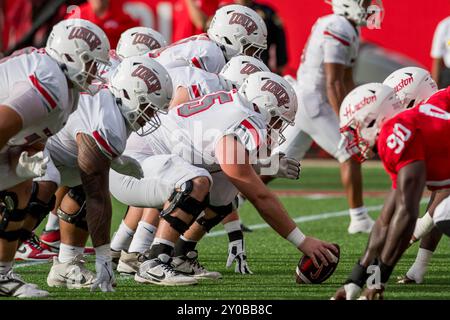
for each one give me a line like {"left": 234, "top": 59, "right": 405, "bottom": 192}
{"left": 397, "top": 266, "right": 426, "bottom": 284}
{"left": 47, "top": 254, "right": 96, "bottom": 289}
{"left": 135, "top": 254, "right": 198, "bottom": 286}
{"left": 172, "top": 250, "right": 222, "bottom": 280}
{"left": 347, "top": 214, "right": 375, "bottom": 234}
{"left": 117, "top": 251, "right": 146, "bottom": 275}
{"left": 40, "top": 229, "right": 61, "bottom": 252}
{"left": 0, "top": 270, "right": 49, "bottom": 298}
{"left": 15, "top": 234, "right": 58, "bottom": 261}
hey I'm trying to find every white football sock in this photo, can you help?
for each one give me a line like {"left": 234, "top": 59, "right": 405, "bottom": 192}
{"left": 224, "top": 220, "right": 241, "bottom": 233}
{"left": 128, "top": 221, "right": 157, "bottom": 254}
{"left": 349, "top": 206, "right": 369, "bottom": 221}
{"left": 406, "top": 248, "right": 433, "bottom": 282}
{"left": 111, "top": 220, "right": 135, "bottom": 252}
{"left": 45, "top": 213, "right": 60, "bottom": 231}
{"left": 0, "top": 261, "right": 13, "bottom": 275}
{"left": 58, "top": 243, "right": 84, "bottom": 263}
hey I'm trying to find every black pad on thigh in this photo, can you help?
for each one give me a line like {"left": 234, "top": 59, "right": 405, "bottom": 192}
{"left": 160, "top": 181, "right": 208, "bottom": 234}
{"left": 197, "top": 203, "right": 233, "bottom": 232}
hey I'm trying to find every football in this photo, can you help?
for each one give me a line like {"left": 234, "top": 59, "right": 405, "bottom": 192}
{"left": 295, "top": 244, "right": 340, "bottom": 284}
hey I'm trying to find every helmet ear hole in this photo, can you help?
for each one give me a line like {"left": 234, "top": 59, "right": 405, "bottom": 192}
{"left": 64, "top": 54, "right": 74, "bottom": 62}
{"left": 123, "top": 89, "right": 130, "bottom": 100}
{"left": 367, "top": 119, "right": 376, "bottom": 128}
{"left": 406, "top": 99, "right": 415, "bottom": 109}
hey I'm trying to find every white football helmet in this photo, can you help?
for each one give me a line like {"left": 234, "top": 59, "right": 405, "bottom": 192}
{"left": 45, "top": 19, "right": 111, "bottom": 95}
{"left": 109, "top": 56, "right": 173, "bottom": 136}
{"left": 339, "top": 83, "right": 403, "bottom": 162}
{"left": 383, "top": 67, "right": 438, "bottom": 109}
{"left": 239, "top": 71, "right": 298, "bottom": 145}
{"left": 116, "top": 27, "right": 167, "bottom": 59}
{"left": 327, "top": 0, "right": 384, "bottom": 27}
{"left": 207, "top": 5, "right": 267, "bottom": 60}
{"left": 220, "top": 55, "right": 270, "bottom": 89}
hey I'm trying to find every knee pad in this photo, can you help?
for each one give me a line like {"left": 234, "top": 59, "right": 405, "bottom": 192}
{"left": 27, "top": 182, "right": 56, "bottom": 230}
{"left": 57, "top": 186, "right": 88, "bottom": 231}
{"left": 0, "top": 191, "right": 28, "bottom": 241}
{"left": 434, "top": 196, "right": 450, "bottom": 237}
{"left": 160, "top": 180, "right": 209, "bottom": 234}
{"left": 197, "top": 203, "right": 233, "bottom": 232}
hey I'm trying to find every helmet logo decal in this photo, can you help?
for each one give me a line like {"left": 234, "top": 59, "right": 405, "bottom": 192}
{"left": 131, "top": 65, "right": 161, "bottom": 93}
{"left": 240, "top": 63, "right": 261, "bottom": 75}
{"left": 393, "top": 73, "right": 414, "bottom": 93}
{"left": 261, "top": 80, "right": 290, "bottom": 107}
{"left": 229, "top": 12, "right": 258, "bottom": 35}
{"left": 344, "top": 95, "right": 377, "bottom": 118}
{"left": 132, "top": 33, "right": 161, "bottom": 50}
{"left": 68, "top": 27, "right": 101, "bottom": 51}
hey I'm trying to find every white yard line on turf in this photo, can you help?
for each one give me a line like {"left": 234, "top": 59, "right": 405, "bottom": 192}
{"left": 14, "top": 198, "right": 430, "bottom": 269}
{"left": 206, "top": 198, "right": 430, "bottom": 238}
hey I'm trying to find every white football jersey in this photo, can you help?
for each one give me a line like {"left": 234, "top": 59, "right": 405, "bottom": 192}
{"left": 0, "top": 47, "right": 78, "bottom": 147}
{"left": 168, "top": 66, "right": 228, "bottom": 99}
{"left": 125, "top": 90, "right": 267, "bottom": 172}
{"left": 431, "top": 16, "right": 450, "bottom": 68}
{"left": 148, "top": 34, "right": 226, "bottom": 74}
{"left": 297, "top": 14, "right": 359, "bottom": 98}
{"left": 46, "top": 87, "right": 131, "bottom": 168}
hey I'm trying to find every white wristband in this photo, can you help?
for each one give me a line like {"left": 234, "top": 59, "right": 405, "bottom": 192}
{"left": 286, "top": 227, "right": 306, "bottom": 248}
{"left": 413, "top": 212, "right": 434, "bottom": 240}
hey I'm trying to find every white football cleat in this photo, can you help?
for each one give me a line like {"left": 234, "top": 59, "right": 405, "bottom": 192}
{"left": 135, "top": 254, "right": 198, "bottom": 286}
{"left": 0, "top": 270, "right": 49, "bottom": 298}
{"left": 397, "top": 265, "right": 427, "bottom": 284}
{"left": 172, "top": 250, "right": 222, "bottom": 280}
{"left": 15, "top": 234, "right": 58, "bottom": 261}
{"left": 47, "top": 255, "right": 96, "bottom": 289}
{"left": 117, "top": 251, "right": 145, "bottom": 275}
{"left": 348, "top": 214, "right": 375, "bottom": 234}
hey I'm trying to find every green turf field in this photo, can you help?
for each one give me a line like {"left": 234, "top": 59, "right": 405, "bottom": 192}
{"left": 13, "top": 162, "right": 450, "bottom": 300}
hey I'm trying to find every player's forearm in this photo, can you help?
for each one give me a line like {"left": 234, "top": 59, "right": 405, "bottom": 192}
{"left": 326, "top": 80, "right": 346, "bottom": 115}
{"left": 247, "top": 191, "right": 297, "bottom": 238}
{"left": 431, "top": 58, "right": 443, "bottom": 85}
{"left": 84, "top": 180, "right": 113, "bottom": 247}
{"left": 360, "top": 189, "right": 396, "bottom": 267}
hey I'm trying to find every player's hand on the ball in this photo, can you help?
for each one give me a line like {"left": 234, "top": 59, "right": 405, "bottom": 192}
{"left": 226, "top": 239, "right": 253, "bottom": 274}
{"left": 298, "top": 237, "right": 338, "bottom": 268}
{"left": 16, "top": 151, "right": 49, "bottom": 179}
{"left": 91, "top": 259, "right": 116, "bottom": 293}
{"left": 331, "top": 286, "right": 347, "bottom": 300}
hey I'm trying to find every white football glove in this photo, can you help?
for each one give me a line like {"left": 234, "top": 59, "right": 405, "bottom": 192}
{"left": 91, "top": 258, "right": 115, "bottom": 293}
{"left": 226, "top": 239, "right": 253, "bottom": 274}
{"left": 111, "top": 155, "right": 144, "bottom": 179}
{"left": 255, "top": 153, "right": 301, "bottom": 180}
{"left": 15, "top": 151, "right": 49, "bottom": 179}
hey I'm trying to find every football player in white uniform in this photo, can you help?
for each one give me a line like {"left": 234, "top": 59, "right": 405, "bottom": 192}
{"left": 109, "top": 72, "right": 337, "bottom": 286}
{"left": 147, "top": 4, "right": 267, "bottom": 74}
{"left": 0, "top": 19, "right": 110, "bottom": 298}
{"left": 18, "top": 57, "right": 172, "bottom": 292}
{"left": 110, "top": 55, "right": 271, "bottom": 275}
{"left": 37, "top": 27, "right": 168, "bottom": 253}
{"left": 273, "top": 0, "right": 383, "bottom": 235}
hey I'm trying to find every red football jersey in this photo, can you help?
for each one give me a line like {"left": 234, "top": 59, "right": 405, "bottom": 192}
{"left": 378, "top": 87, "right": 450, "bottom": 190}
{"left": 66, "top": 0, "right": 139, "bottom": 48}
